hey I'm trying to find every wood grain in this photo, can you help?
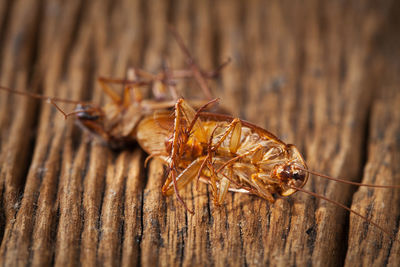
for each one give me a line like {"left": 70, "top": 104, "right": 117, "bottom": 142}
{"left": 0, "top": 0, "right": 399, "bottom": 266}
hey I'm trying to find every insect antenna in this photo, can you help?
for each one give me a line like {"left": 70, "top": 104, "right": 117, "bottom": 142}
{"left": 290, "top": 185, "right": 396, "bottom": 239}
{"left": 0, "top": 85, "right": 92, "bottom": 105}
{"left": 0, "top": 85, "right": 101, "bottom": 119}
{"left": 296, "top": 167, "right": 400, "bottom": 189}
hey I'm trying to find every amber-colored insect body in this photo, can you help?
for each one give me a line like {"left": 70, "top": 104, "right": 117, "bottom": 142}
{"left": 135, "top": 99, "right": 309, "bottom": 207}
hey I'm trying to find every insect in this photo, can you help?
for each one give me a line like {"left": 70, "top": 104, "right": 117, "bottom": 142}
{"left": 0, "top": 29, "right": 398, "bottom": 241}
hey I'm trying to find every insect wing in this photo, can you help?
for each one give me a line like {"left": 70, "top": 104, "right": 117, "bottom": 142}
{"left": 135, "top": 111, "right": 173, "bottom": 155}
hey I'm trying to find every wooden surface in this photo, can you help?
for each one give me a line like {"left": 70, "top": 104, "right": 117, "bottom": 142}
{"left": 0, "top": 0, "right": 399, "bottom": 266}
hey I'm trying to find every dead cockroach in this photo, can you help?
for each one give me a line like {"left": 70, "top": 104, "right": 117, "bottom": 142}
{"left": 0, "top": 29, "right": 399, "bottom": 242}
{"left": 134, "top": 97, "right": 400, "bottom": 239}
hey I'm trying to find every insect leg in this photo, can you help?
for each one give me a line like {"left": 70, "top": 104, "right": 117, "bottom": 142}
{"left": 97, "top": 77, "right": 123, "bottom": 105}
{"left": 209, "top": 118, "right": 242, "bottom": 153}
{"left": 176, "top": 98, "right": 208, "bottom": 143}
{"left": 98, "top": 69, "right": 148, "bottom": 107}
{"left": 160, "top": 56, "right": 231, "bottom": 101}
{"left": 214, "top": 170, "right": 232, "bottom": 206}
{"left": 208, "top": 145, "right": 266, "bottom": 204}
{"left": 251, "top": 174, "right": 276, "bottom": 203}
{"left": 216, "top": 145, "right": 263, "bottom": 174}
{"left": 130, "top": 67, "right": 157, "bottom": 80}
{"left": 161, "top": 156, "right": 207, "bottom": 196}
{"left": 129, "top": 64, "right": 175, "bottom": 101}
{"left": 201, "top": 57, "right": 231, "bottom": 79}
{"left": 163, "top": 99, "right": 221, "bottom": 212}
{"left": 194, "top": 118, "right": 243, "bottom": 205}
{"left": 163, "top": 99, "right": 197, "bottom": 212}
{"left": 156, "top": 61, "right": 179, "bottom": 101}
{"left": 202, "top": 123, "right": 236, "bottom": 206}
{"left": 122, "top": 68, "right": 144, "bottom": 106}
{"left": 169, "top": 26, "right": 213, "bottom": 100}
{"left": 167, "top": 57, "right": 231, "bottom": 80}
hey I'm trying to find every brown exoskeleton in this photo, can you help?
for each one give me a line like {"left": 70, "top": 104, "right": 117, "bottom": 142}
{"left": 136, "top": 98, "right": 309, "bottom": 209}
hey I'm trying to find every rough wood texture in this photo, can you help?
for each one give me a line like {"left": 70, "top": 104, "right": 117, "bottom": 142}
{"left": 0, "top": 0, "right": 399, "bottom": 266}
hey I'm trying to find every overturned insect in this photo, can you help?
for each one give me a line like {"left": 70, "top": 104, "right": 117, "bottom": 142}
{"left": 135, "top": 98, "right": 399, "bottom": 238}
{"left": 137, "top": 98, "right": 309, "bottom": 207}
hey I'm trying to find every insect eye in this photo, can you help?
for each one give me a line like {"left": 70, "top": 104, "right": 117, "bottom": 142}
{"left": 75, "top": 104, "right": 101, "bottom": 120}
{"left": 77, "top": 112, "right": 100, "bottom": 121}
{"left": 293, "top": 172, "right": 304, "bottom": 181}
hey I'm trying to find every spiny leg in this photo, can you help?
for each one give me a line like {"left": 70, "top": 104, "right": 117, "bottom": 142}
{"left": 162, "top": 98, "right": 223, "bottom": 212}
{"left": 162, "top": 99, "right": 200, "bottom": 213}
{"left": 200, "top": 118, "right": 242, "bottom": 205}
{"left": 209, "top": 118, "right": 242, "bottom": 154}
{"left": 201, "top": 153, "right": 233, "bottom": 207}
{"left": 167, "top": 58, "right": 231, "bottom": 80}
{"left": 98, "top": 69, "right": 175, "bottom": 115}
{"left": 194, "top": 123, "right": 223, "bottom": 189}
{"left": 97, "top": 77, "right": 124, "bottom": 105}
{"left": 131, "top": 65, "right": 228, "bottom": 101}
{"left": 169, "top": 26, "right": 222, "bottom": 100}
{"left": 98, "top": 69, "right": 152, "bottom": 107}
{"left": 156, "top": 60, "right": 179, "bottom": 100}
{"left": 165, "top": 98, "right": 221, "bottom": 167}
{"left": 122, "top": 68, "right": 145, "bottom": 106}
{"left": 176, "top": 98, "right": 208, "bottom": 143}
{"left": 98, "top": 52, "right": 229, "bottom": 105}
{"left": 185, "top": 98, "right": 220, "bottom": 137}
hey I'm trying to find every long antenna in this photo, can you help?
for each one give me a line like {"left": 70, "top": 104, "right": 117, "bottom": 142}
{"left": 296, "top": 167, "right": 400, "bottom": 189}
{"left": 290, "top": 185, "right": 394, "bottom": 238}
{"left": 0, "top": 85, "right": 92, "bottom": 105}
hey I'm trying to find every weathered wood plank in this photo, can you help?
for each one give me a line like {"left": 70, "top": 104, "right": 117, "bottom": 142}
{"left": 0, "top": 0, "right": 399, "bottom": 266}
{"left": 345, "top": 8, "right": 400, "bottom": 264}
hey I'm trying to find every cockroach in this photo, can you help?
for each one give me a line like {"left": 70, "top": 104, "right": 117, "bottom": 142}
{"left": 135, "top": 97, "right": 399, "bottom": 238}
{"left": 0, "top": 29, "right": 399, "bottom": 241}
